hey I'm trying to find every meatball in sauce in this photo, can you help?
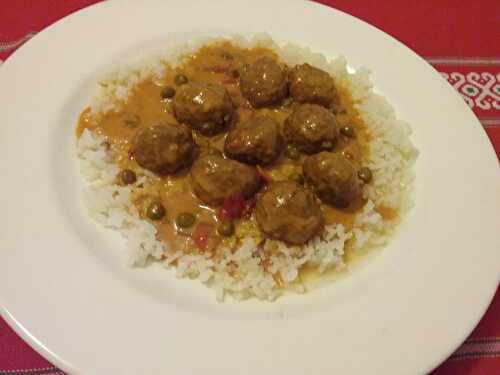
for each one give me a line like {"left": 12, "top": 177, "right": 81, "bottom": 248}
{"left": 288, "top": 63, "right": 337, "bottom": 107}
{"left": 224, "top": 115, "right": 282, "bottom": 165}
{"left": 256, "top": 181, "right": 323, "bottom": 245}
{"left": 191, "top": 154, "right": 262, "bottom": 206}
{"left": 130, "top": 123, "right": 197, "bottom": 174}
{"left": 303, "top": 152, "right": 360, "bottom": 208}
{"left": 173, "top": 83, "right": 233, "bottom": 136}
{"left": 284, "top": 103, "right": 338, "bottom": 154}
{"left": 76, "top": 40, "right": 376, "bottom": 261}
{"left": 240, "top": 56, "right": 287, "bottom": 107}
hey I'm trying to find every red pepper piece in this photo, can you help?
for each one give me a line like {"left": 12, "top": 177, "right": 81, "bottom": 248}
{"left": 218, "top": 192, "right": 246, "bottom": 220}
{"left": 192, "top": 222, "right": 213, "bottom": 251}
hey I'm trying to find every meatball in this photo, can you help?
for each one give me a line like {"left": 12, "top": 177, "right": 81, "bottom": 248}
{"left": 224, "top": 115, "right": 283, "bottom": 165}
{"left": 173, "top": 83, "right": 233, "bottom": 136}
{"left": 255, "top": 181, "right": 323, "bottom": 245}
{"left": 284, "top": 104, "right": 338, "bottom": 154}
{"left": 303, "top": 152, "right": 360, "bottom": 207}
{"left": 191, "top": 154, "right": 262, "bottom": 206}
{"left": 130, "top": 123, "right": 197, "bottom": 174}
{"left": 288, "top": 63, "right": 336, "bottom": 106}
{"left": 240, "top": 57, "right": 287, "bottom": 107}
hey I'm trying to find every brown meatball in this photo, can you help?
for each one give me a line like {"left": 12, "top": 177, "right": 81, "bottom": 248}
{"left": 303, "top": 152, "right": 360, "bottom": 207}
{"left": 191, "top": 154, "right": 262, "bottom": 206}
{"left": 255, "top": 181, "right": 323, "bottom": 245}
{"left": 288, "top": 63, "right": 336, "bottom": 106}
{"left": 284, "top": 104, "right": 338, "bottom": 154}
{"left": 224, "top": 115, "right": 283, "bottom": 165}
{"left": 130, "top": 123, "right": 197, "bottom": 175}
{"left": 240, "top": 57, "right": 287, "bottom": 107}
{"left": 173, "top": 83, "right": 233, "bottom": 136}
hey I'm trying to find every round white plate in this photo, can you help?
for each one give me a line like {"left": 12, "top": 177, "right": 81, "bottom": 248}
{"left": 0, "top": 1, "right": 498, "bottom": 374}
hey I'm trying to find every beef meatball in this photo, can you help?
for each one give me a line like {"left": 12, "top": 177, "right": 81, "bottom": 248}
{"left": 173, "top": 83, "right": 233, "bottom": 136}
{"left": 190, "top": 154, "right": 262, "bottom": 206}
{"left": 288, "top": 63, "right": 336, "bottom": 107}
{"left": 240, "top": 57, "right": 287, "bottom": 107}
{"left": 255, "top": 181, "right": 323, "bottom": 245}
{"left": 224, "top": 115, "right": 283, "bottom": 165}
{"left": 284, "top": 104, "right": 338, "bottom": 153}
{"left": 130, "top": 123, "right": 197, "bottom": 174}
{"left": 303, "top": 152, "right": 360, "bottom": 207}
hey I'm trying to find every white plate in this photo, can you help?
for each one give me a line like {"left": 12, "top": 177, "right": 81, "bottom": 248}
{"left": 0, "top": 1, "right": 499, "bottom": 374}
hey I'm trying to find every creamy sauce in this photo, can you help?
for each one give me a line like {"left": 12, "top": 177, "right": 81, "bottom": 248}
{"left": 77, "top": 41, "right": 379, "bottom": 261}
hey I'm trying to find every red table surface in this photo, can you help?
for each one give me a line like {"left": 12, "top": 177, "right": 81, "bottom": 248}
{"left": 0, "top": 1, "right": 498, "bottom": 374}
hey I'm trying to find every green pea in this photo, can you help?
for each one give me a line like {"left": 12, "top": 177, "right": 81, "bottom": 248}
{"left": 174, "top": 74, "right": 188, "bottom": 85}
{"left": 117, "top": 169, "right": 136, "bottom": 185}
{"left": 176, "top": 212, "right": 196, "bottom": 228}
{"left": 285, "top": 144, "right": 300, "bottom": 160}
{"left": 146, "top": 201, "right": 166, "bottom": 221}
{"left": 358, "top": 167, "right": 373, "bottom": 183}
{"left": 340, "top": 125, "right": 355, "bottom": 138}
{"left": 218, "top": 220, "right": 235, "bottom": 237}
{"left": 160, "top": 86, "right": 176, "bottom": 99}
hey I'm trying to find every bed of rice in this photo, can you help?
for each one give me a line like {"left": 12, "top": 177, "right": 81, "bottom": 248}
{"left": 77, "top": 34, "right": 418, "bottom": 301}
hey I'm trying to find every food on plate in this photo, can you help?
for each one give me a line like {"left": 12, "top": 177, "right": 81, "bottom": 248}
{"left": 239, "top": 56, "right": 287, "bottom": 107}
{"left": 173, "top": 83, "right": 233, "bottom": 135}
{"left": 116, "top": 168, "right": 137, "bottom": 186}
{"left": 190, "top": 154, "right": 262, "bottom": 206}
{"left": 255, "top": 181, "right": 323, "bottom": 245}
{"left": 224, "top": 115, "right": 282, "bottom": 165}
{"left": 130, "top": 123, "right": 197, "bottom": 174}
{"left": 303, "top": 152, "right": 360, "bottom": 208}
{"left": 288, "top": 63, "right": 337, "bottom": 106}
{"left": 76, "top": 35, "right": 417, "bottom": 301}
{"left": 283, "top": 103, "right": 338, "bottom": 154}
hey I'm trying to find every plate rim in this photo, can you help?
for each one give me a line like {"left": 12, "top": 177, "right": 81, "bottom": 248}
{"left": 0, "top": 0, "right": 499, "bottom": 374}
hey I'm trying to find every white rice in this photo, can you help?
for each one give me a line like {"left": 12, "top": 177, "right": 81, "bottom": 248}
{"left": 77, "top": 34, "right": 418, "bottom": 301}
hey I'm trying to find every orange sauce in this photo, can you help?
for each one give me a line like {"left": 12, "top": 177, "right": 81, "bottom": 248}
{"left": 76, "top": 41, "right": 386, "bottom": 262}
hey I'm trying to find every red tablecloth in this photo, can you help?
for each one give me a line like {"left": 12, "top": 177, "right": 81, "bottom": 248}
{"left": 0, "top": 1, "right": 498, "bottom": 374}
